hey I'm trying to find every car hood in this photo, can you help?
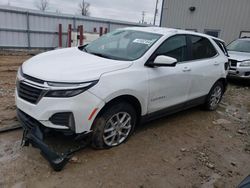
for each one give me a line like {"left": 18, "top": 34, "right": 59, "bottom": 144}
{"left": 228, "top": 51, "right": 250, "bottom": 62}
{"left": 22, "top": 47, "right": 133, "bottom": 82}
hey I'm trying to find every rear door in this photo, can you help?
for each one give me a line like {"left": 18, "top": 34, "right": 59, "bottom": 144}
{"left": 186, "top": 35, "right": 223, "bottom": 100}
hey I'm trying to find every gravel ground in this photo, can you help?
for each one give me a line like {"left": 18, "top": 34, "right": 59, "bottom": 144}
{"left": 0, "top": 55, "right": 250, "bottom": 188}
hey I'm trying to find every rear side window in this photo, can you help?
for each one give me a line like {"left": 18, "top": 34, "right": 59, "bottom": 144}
{"left": 154, "top": 35, "right": 188, "bottom": 62}
{"left": 190, "top": 36, "right": 217, "bottom": 60}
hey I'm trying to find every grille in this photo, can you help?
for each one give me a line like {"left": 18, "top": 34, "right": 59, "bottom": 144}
{"left": 230, "top": 60, "right": 237, "bottom": 67}
{"left": 17, "top": 82, "right": 43, "bottom": 104}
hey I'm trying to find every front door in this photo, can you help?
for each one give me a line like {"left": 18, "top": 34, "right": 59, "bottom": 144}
{"left": 147, "top": 35, "right": 192, "bottom": 113}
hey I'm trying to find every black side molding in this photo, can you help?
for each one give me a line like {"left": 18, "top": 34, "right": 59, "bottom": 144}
{"left": 141, "top": 95, "right": 207, "bottom": 123}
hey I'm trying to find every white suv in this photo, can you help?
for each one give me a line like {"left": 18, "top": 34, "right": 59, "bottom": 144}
{"left": 16, "top": 27, "right": 228, "bottom": 151}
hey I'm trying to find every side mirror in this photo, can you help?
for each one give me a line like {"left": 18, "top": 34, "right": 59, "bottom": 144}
{"left": 152, "top": 55, "right": 177, "bottom": 67}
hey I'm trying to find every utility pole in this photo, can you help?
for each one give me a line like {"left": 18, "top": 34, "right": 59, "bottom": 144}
{"left": 141, "top": 11, "right": 146, "bottom": 24}
{"left": 153, "top": 0, "right": 159, "bottom": 25}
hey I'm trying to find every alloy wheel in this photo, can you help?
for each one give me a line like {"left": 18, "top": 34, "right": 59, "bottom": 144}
{"left": 210, "top": 85, "right": 222, "bottom": 108}
{"left": 103, "top": 112, "right": 132, "bottom": 146}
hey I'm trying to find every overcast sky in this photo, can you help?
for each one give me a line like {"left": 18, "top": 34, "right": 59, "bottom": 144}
{"left": 1, "top": 0, "right": 163, "bottom": 25}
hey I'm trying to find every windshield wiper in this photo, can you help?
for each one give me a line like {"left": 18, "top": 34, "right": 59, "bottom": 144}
{"left": 80, "top": 46, "right": 120, "bottom": 59}
{"left": 89, "top": 52, "right": 120, "bottom": 60}
{"left": 78, "top": 45, "right": 90, "bottom": 53}
{"left": 82, "top": 49, "right": 129, "bottom": 61}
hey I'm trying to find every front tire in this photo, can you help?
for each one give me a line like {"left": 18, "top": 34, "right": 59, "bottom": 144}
{"left": 91, "top": 102, "right": 137, "bottom": 149}
{"left": 204, "top": 81, "right": 224, "bottom": 111}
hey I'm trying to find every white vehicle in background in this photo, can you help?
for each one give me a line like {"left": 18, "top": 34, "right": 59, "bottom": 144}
{"left": 15, "top": 27, "right": 228, "bottom": 170}
{"left": 227, "top": 37, "right": 250, "bottom": 79}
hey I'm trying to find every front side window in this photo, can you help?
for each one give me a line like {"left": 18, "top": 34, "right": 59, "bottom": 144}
{"left": 154, "top": 35, "right": 188, "bottom": 62}
{"left": 190, "top": 36, "right": 217, "bottom": 60}
{"left": 83, "top": 30, "right": 162, "bottom": 61}
{"left": 227, "top": 39, "right": 250, "bottom": 53}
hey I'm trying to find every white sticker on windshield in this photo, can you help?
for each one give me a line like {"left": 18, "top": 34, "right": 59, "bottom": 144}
{"left": 133, "top": 39, "right": 156, "bottom": 46}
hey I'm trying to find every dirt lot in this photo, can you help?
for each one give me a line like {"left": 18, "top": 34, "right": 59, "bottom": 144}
{"left": 0, "top": 54, "right": 250, "bottom": 188}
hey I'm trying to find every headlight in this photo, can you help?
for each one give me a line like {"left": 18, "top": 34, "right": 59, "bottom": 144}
{"left": 45, "top": 88, "right": 87, "bottom": 97}
{"left": 240, "top": 60, "right": 250, "bottom": 67}
{"left": 45, "top": 80, "right": 98, "bottom": 97}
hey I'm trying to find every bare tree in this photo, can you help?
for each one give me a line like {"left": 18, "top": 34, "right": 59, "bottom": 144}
{"left": 78, "top": 0, "right": 90, "bottom": 16}
{"left": 35, "top": 0, "right": 49, "bottom": 12}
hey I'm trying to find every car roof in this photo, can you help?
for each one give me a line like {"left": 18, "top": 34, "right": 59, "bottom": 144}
{"left": 121, "top": 26, "right": 225, "bottom": 42}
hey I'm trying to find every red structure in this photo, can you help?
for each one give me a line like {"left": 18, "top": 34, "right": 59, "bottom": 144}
{"left": 99, "top": 27, "right": 103, "bottom": 36}
{"left": 67, "top": 24, "right": 72, "bottom": 47}
{"left": 79, "top": 25, "right": 84, "bottom": 45}
{"left": 104, "top": 28, "right": 108, "bottom": 34}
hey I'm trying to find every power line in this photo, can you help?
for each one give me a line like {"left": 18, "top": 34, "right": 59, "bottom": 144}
{"left": 153, "top": 0, "right": 159, "bottom": 25}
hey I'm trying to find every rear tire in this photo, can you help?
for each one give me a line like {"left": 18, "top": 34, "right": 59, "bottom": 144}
{"left": 91, "top": 102, "right": 136, "bottom": 149}
{"left": 204, "top": 81, "right": 224, "bottom": 111}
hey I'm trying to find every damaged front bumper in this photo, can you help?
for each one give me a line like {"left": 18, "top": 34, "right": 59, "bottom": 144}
{"left": 17, "top": 109, "right": 90, "bottom": 171}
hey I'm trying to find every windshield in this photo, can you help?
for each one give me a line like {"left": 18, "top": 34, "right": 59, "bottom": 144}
{"left": 83, "top": 30, "right": 162, "bottom": 61}
{"left": 227, "top": 39, "right": 250, "bottom": 53}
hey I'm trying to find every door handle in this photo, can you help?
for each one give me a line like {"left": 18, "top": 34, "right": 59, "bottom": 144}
{"left": 214, "top": 62, "right": 220, "bottom": 66}
{"left": 182, "top": 67, "right": 191, "bottom": 72}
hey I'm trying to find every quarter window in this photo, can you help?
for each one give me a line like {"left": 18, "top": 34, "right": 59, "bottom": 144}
{"left": 190, "top": 36, "right": 217, "bottom": 60}
{"left": 154, "top": 35, "right": 188, "bottom": 62}
{"left": 213, "top": 39, "right": 228, "bottom": 56}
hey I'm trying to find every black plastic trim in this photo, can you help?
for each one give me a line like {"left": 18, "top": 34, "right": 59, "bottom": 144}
{"left": 23, "top": 74, "right": 45, "bottom": 84}
{"left": 141, "top": 95, "right": 207, "bottom": 123}
{"left": 49, "top": 112, "right": 75, "bottom": 131}
{"left": 17, "top": 109, "right": 90, "bottom": 171}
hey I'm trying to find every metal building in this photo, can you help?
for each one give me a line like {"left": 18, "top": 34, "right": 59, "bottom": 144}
{"left": 0, "top": 5, "right": 145, "bottom": 49}
{"left": 160, "top": 0, "right": 250, "bottom": 43}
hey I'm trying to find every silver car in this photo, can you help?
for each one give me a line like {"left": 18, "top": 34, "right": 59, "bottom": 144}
{"left": 227, "top": 37, "right": 250, "bottom": 79}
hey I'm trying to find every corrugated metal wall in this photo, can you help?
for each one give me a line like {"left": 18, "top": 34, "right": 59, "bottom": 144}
{"left": 0, "top": 6, "right": 145, "bottom": 49}
{"left": 161, "top": 0, "right": 250, "bottom": 43}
